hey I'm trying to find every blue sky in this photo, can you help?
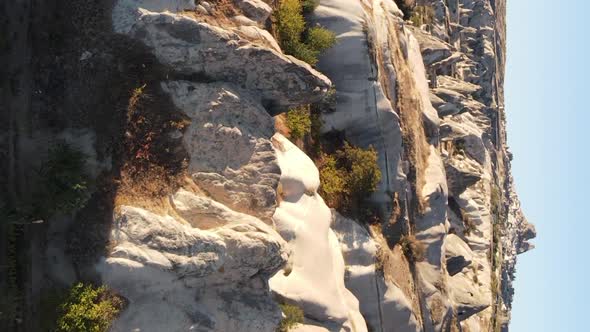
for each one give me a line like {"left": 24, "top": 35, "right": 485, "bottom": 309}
{"left": 506, "top": 0, "right": 589, "bottom": 331}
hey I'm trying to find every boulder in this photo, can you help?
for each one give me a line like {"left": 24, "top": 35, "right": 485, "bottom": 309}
{"left": 234, "top": 0, "right": 272, "bottom": 23}
{"left": 113, "top": 3, "right": 331, "bottom": 112}
{"left": 99, "top": 205, "right": 289, "bottom": 332}
{"left": 407, "top": 26, "right": 453, "bottom": 66}
{"left": 162, "top": 81, "right": 280, "bottom": 221}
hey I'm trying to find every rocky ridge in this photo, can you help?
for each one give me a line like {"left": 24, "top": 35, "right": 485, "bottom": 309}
{"left": 93, "top": 0, "right": 534, "bottom": 331}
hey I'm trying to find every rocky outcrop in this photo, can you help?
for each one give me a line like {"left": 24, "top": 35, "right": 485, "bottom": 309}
{"left": 269, "top": 134, "right": 367, "bottom": 331}
{"left": 94, "top": 0, "right": 532, "bottom": 331}
{"left": 162, "top": 81, "right": 280, "bottom": 221}
{"left": 332, "top": 212, "right": 421, "bottom": 332}
{"left": 98, "top": 204, "right": 288, "bottom": 332}
{"left": 99, "top": 1, "right": 372, "bottom": 331}
{"left": 114, "top": 0, "right": 330, "bottom": 113}
{"left": 312, "top": 0, "right": 533, "bottom": 330}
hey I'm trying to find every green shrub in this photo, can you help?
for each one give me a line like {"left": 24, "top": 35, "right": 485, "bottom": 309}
{"left": 304, "top": 26, "right": 337, "bottom": 54}
{"left": 399, "top": 234, "right": 426, "bottom": 262}
{"left": 318, "top": 142, "right": 381, "bottom": 215}
{"left": 311, "top": 86, "right": 337, "bottom": 114}
{"left": 275, "top": 0, "right": 306, "bottom": 53}
{"left": 56, "top": 283, "right": 124, "bottom": 332}
{"left": 318, "top": 154, "right": 347, "bottom": 206}
{"left": 337, "top": 142, "right": 381, "bottom": 203}
{"left": 286, "top": 106, "right": 312, "bottom": 140}
{"left": 38, "top": 143, "right": 90, "bottom": 215}
{"left": 274, "top": 0, "right": 336, "bottom": 65}
{"left": 290, "top": 42, "right": 320, "bottom": 65}
{"left": 301, "top": 0, "right": 319, "bottom": 14}
{"left": 278, "top": 303, "right": 304, "bottom": 332}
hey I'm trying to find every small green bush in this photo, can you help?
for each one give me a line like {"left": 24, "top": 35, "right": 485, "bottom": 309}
{"left": 278, "top": 303, "right": 304, "bottom": 332}
{"left": 318, "top": 154, "right": 347, "bottom": 206}
{"left": 275, "top": 0, "right": 306, "bottom": 51}
{"left": 304, "top": 26, "right": 337, "bottom": 54}
{"left": 38, "top": 143, "right": 90, "bottom": 215}
{"left": 301, "top": 0, "right": 319, "bottom": 14}
{"left": 318, "top": 142, "right": 381, "bottom": 215}
{"left": 275, "top": 0, "right": 336, "bottom": 65}
{"left": 286, "top": 106, "right": 312, "bottom": 140}
{"left": 399, "top": 234, "right": 426, "bottom": 262}
{"left": 56, "top": 283, "right": 123, "bottom": 332}
{"left": 337, "top": 142, "right": 381, "bottom": 203}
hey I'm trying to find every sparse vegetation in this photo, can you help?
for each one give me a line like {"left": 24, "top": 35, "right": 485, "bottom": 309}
{"left": 374, "top": 246, "right": 388, "bottom": 273}
{"left": 56, "top": 283, "right": 124, "bottom": 332}
{"left": 286, "top": 106, "right": 312, "bottom": 141}
{"left": 399, "top": 234, "right": 426, "bottom": 262}
{"left": 277, "top": 303, "right": 304, "bottom": 332}
{"left": 304, "top": 26, "right": 337, "bottom": 54}
{"left": 274, "top": 0, "right": 336, "bottom": 65}
{"left": 0, "top": 224, "right": 21, "bottom": 329}
{"left": 453, "top": 139, "right": 466, "bottom": 156}
{"left": 471, "top": 265, "right": 479, "bottom": 284}
{"left": 115, "top": 83, "right": 189, "bottom": 214}
{"left": 318, "top": 142, "right": 381, "bottom": 216}
{"left": 4, "top": 141, "right": 92, "bottom": 225}
{"left": 410, "top": 5, "right": 435, "bottom": 27}
{"left": 462, "top": 211, "right": 476, "bottom": 236}
{"left": 37, "top": 143, "right": 91, "bottom": 216}
{"left": 301, "top": 0, "right": 319, "bottom": 14}
{"left": 490, "top": 184, "right": 501, "bottom": 218}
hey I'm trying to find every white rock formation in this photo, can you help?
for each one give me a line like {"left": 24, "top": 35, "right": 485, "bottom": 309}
{"left": 162, "top": 80, "right": 280, "bottom": 221}
{"left": 113, "top": 0, "right": 331, "bottom": 112}
{"left": 269, "top": 134, "right": 367, "bottom": 332}
{"left": 94, "top": 1, "right": 534, "bottom": 331}
{"left": 332, "top": 212, "right": 421, "bottom": 332}
{"left": 234, "top": 0, "right": 272, "bottom": 23}
{"left": 98, "top": 204, "right": 288, "bottom": 332}
{"left": 311, "top": 0, "right": 404, "bottom": 212}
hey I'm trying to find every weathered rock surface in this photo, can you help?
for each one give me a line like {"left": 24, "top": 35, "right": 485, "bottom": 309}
{"left": 94, "top": 1, "right": 534, "bottom": 331}
{"left": 99, "top": 204, "right": 288, "bottom": 332}
{"left": 113, "top": 1, "right": 331, "bottom": 112}
{"left": 162, "top": 80, "right": 280, "bottom": 221}
{"left": 311, "top": 0, "right": 404, "bottom": 214}
{"left": 311, "top": 0, "right": 533, "bottom": 330}
{"left": 269, "top": 134, "right": 367, "bottom": 332}
{"left": 234, "top": 0, "right": 272, "bottom": 23}
{"left": 332, "top": 212, "right": 421, "bottom": 332}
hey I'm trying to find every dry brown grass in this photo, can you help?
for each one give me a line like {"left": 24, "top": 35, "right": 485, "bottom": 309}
{"left": 369, "top": 224, "right": 422, "bottom": 317}
{"left": 367, "top": 8, "right": 430, "bottom": 216}
{"left": 399, "top": 234, "right": 426, "bottom": 262}
{"left": 386, "top": 23, "right": 430, "bottom": 215}
{"left": 182, "top": 0, "right": 240, "bottom": 24}
{"left": 274, "top": 113, "right": 290, "bottom": 138}
{"left": 428, "top": 296, "right": 445, "bottom": 326}
{"left": 114, "top": 83, "right": 190, "bottom": 215}
{"left": 115, "top": 166, "right": 182, "bottom": 216}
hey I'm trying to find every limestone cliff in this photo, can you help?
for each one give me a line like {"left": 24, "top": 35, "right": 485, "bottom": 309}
{"left": 0, "top": 0, "right": 534, "bottom": 331}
